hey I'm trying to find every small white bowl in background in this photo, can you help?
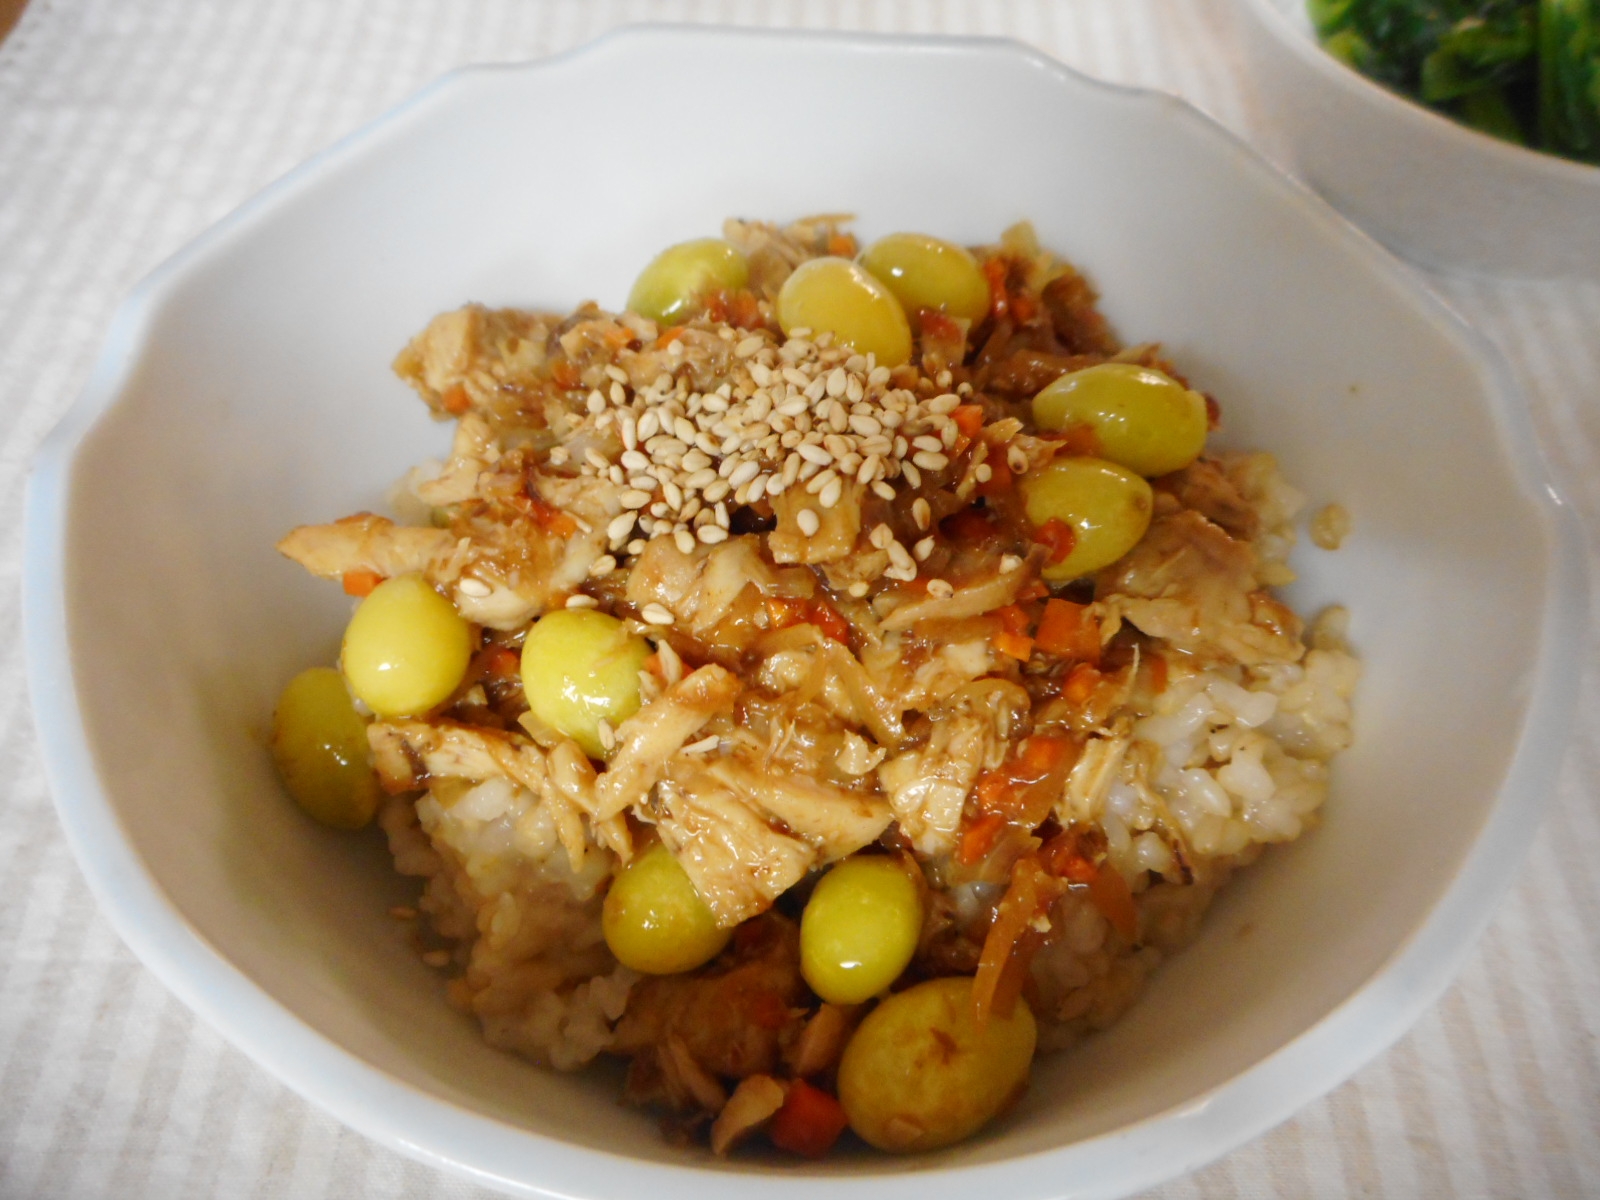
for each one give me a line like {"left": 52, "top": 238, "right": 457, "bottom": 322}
{"left": 22, "top": 25, "right": 1585, "bottom": 1200}
{"left": 1231, "top": 0, "right": 1600, "bottom": 278}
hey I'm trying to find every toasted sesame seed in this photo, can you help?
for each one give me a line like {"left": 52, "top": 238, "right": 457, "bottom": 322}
{"left": 797, "top": 442, "right": 832, "bottom": 467}
{"left": 869, "top": 524, "right": 893, "bottom": 550}
{"left": 608, "top": 465, "right": 626, "bottom": 486}
{"left": 913, "top": 434, "right": 944, "bottom": 454}
{"left": 637, "top": 411, "right": 660, "bottom": 440}
{"left": 902, "top": 462, "right": 923, "bottom": 489}
{"left": 698, "top": 524, "right": 729, "bottom": 545}
{"left": 585, "top": 448, "right": 610, "bottom": 472}
{"left": 1000, "top": 554, "right": 1023, "bottom": 573}
{"left": 826, "top": 367, "right": 848, "bottom": 397}
{"left": 714, "top": 501, "right": 730, "bottom": 529}
{"left": 609, "top": 381, "right": 626, "bottom": 405}
{"left": 565, "top": 593, "right": 599, "bottom": 609}
{"left": 887, "top": 539, "right": 914, "bottom": 570}
{"left": 871, "top": 481, "right": 896, "bottom": 501}
{"left": 703, "top": 478, "right": 732, "bottom": 503}
{"left": 735, "top": 335, "right": 765, "bottom": 358}
{"left": 927, "top": 393, "right": 961, "bottom": 414}
{"left": 620, "top": 449, "right": 650, "bottom": 472}
{"left": 1007, "top": 445, "right": 1029, "bottom": 473}
{"left": 883, "top": 562, "right": 918, "bottom": 583}
{"left": 868, "top": 366, "right": 891, "bottom": 386}
{"left": 806, "top": 468, "right": 838, "bottom": 496}
{"left": 620, "top": 489, "right": 652, "bottom": 510}
{"left": 913, "top": 450, "right": 949, "bottom": 472}
{"left": 597, "top": 719, "right": 617, "bottom": 751}
{"left": 641, "top": 603, "right": 675, "bottom": 626}
{"left": 605, "top": 364, "right": 629, "bottom": 384}
{"left": 457, "top": 576, "right": 492, "bottom": 598}
{"left": 797, "top": 508, "right": 821, "bottom": 537}
{"left": 674, "top": 529, "right": 696, "bottom": 555}
{"left": 914, "top": 536, "right": 935, "bottom": 561}
{"left": 729, "top": 460, "right": 760, "bottom": 488}
{"left": 589, "top": 555, "right": 618, "bottom": 578}
{"left": 819, "top": 478, "right": 843, "bottom": 509}
{"left": 926, "top": 579, "right": 954, "bottom": 599}
{"left": 848, "top": 580, "right": 870, "bottom": 598}
{"left": 663, "top": 480, "right": 684, "bottom": 511}
{"left": 846, "top": 375, "right": 865, "bottom": 403}
{"left": 912, "top": 498, "right": 932, "bottom": 530}
{"left": 974, "top": 464, "right": 993, "bottom": 483}
{"left": 683, "top": 734, "right": 720, "bottom": 755}
{"left": 586, "top": 391, "right": 606, "bottom": 415}
{"left": 607, "top": 514, "right": 636, "bottom": 542}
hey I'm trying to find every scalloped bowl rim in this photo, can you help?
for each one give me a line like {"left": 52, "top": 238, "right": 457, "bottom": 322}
{"left": 20, "top": 24, "right": 1588, "bottom": 1200}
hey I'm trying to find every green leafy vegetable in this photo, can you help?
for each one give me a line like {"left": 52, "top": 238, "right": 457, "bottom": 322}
{"left": 1312, "top": 0, "right": 1600, "bottom": 163}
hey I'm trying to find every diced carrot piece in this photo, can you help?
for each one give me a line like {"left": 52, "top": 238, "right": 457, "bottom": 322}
{"left": 483, "top": 646, "right": 521, "bottom": 678}
{"left": 1055, "top": 424, "right": 1101, "bottom": 458}
{"left": 1017, "top": 733, "right": 1069, "bottom": 776}
{"left": 765, "top": 596, "right": 809, "bottom": 630}
{"left": 441, "top": 384, "right": 472, "bottom": 416}
{"left": 973, "top": 771, "right": 1015, "bottom": 815}
{"left": 1034, "top": 517, "right": 1076, "bottom": 565}
{"left": 529, "top": 499, "right": 579, "bottom": 538}
{"left": 654, "top": 326, "right": 689, "bottom": 349}
{"left": 1148, "top": 653, "right": 1169, "bottom": 694}
{"left": 807, "top": 597, "right": 851, "bottom": 645}
{"left": 994, "top": 629, "right": 1034, "bottom": 661}
{"left": 992, "top": 604, "right": 1031, "bottom": 636}
{"left": 768, "top": 1079, "right": 849, "bottom": 1159}
{"left": 549, "top": 360, "right": 581, "bottom": 390}
{"left": 341, "top": 569, "right": 383, "bottom": 597}
{"left": 976, "top": 459, "right": 1013, "bottom": 497}
{"left": 1034, "top": 598, "right": 1100, "bottom": 664}
{"left": 1010, "top": 292, "right": 1037, "bottom": 323}
{"left": 1063, "top": 662, "right": 1102, "bottom": 706}
{"left": 826, "top": 232, "right": 858, "bottom": 258}
{"left": 957, "top": 812, "right": 1008, "bottom": 866}
{"left": 952, "top": 404, "right": 985, "bottom": 438}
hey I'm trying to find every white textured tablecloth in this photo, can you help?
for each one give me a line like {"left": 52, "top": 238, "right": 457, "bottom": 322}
{"left": 3, "top": 2, "right": 1598, "bottom": 1196}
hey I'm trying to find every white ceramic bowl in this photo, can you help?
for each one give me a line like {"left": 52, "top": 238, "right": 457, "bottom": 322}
{"left": 1231, "top": 0, "right": 1600, "bottom": 278}
{"left": 23, "top": 25, "right": 1585, "bottom": 1200}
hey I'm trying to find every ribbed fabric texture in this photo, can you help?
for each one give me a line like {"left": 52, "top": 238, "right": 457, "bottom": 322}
{"left": 2, "top": 2, "right": 1597, "bottom": 1196}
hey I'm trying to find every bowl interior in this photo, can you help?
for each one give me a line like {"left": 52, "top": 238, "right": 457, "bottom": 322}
{"left": 44, "top": 27, "right": 1558, "bottom": 1194}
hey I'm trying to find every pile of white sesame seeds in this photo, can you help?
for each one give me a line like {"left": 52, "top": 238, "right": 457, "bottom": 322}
{"left": 546, "top": 324, "right": 994, "bottom": 577}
